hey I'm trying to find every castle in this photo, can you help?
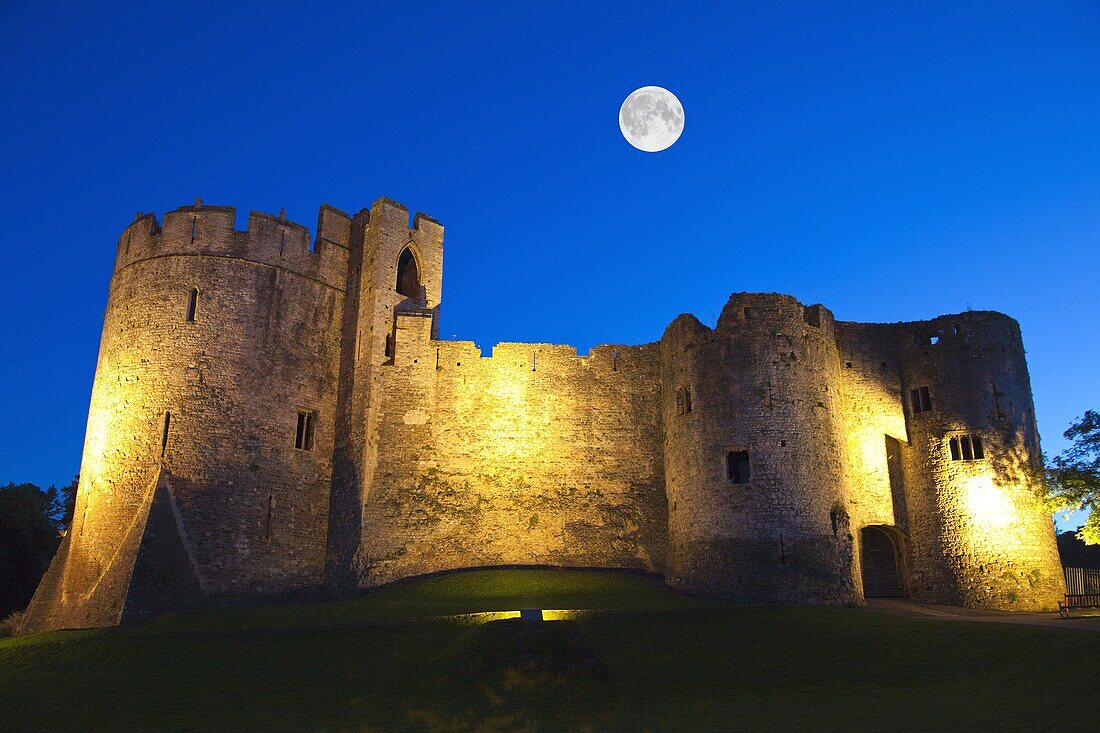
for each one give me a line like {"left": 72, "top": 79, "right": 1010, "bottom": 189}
{"left": 20, "top": 197, "right": 1066, "bottom": 633}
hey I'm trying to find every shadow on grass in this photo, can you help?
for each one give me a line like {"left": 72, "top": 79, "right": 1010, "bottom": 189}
{"left": 2, "top": 569, "right": 1099, "bottom": 731}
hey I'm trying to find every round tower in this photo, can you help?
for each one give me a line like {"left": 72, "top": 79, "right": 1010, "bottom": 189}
{"left": 660, "top": 294, "right": 857, "bottom": 603}
{"left": 898, "top": 312, "right": 1064, "bottom": 610}
{"left": 21, "top": 202, "right": 349, "bottom": 631}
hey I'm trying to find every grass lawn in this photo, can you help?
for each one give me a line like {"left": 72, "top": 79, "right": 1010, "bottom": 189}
{"left": 1, "top": 568, "right": 1097, "bottom": 732}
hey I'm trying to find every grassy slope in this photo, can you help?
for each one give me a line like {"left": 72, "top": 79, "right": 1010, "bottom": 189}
{"left": 1, "top": 569, "right": 1097, "bottom": 732}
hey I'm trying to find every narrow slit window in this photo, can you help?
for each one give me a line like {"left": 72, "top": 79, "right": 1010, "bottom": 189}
{"left": 676, "top": 387, "right": 692, "bottom": 415}
{"left": 161, "top": 411, "right": 172, "bottom": 458}
{"left": 186, "top": 288, "right": 198, "bottom": 322}
{"left": 278, "top": 229, "right": 285, "bottom": 257}
{"left": 727, "top": 450, "right": 751, "bottom": 484}
{"left": 265, "top": 495, "right": 274, "bottom": 539}
{"left": 295, "top": 410, "right": 315, "bottom": 451}
{"left": 190, "top": 217, "right": 196, "bottom": 243}
{"left": 612, "top": 349, "right": 618, "bottom": 372}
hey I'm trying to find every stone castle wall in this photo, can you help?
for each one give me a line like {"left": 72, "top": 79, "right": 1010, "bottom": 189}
{"left": 359, "top": 319, "right": 667, "bottom": 585}
{"left": 18, "top": 197, "right": 1067, "bottom": 633}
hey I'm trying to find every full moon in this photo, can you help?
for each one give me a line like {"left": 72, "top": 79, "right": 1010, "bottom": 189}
{"left": 619, "top": 86, "right": 685, "bottom": 152}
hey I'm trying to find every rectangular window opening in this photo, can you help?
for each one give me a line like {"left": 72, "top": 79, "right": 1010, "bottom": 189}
{"left": 949, "top": 433, "right": 986, "bottom": 461}
{"left": 727, "top": 450, "right": 751, "bottom": 484}
{"left": 295, "top": 410, "right": 316, "bottom": 451}
{"left": 910, "top": 386, "right": 933, "bottom": 414}
{"left": 190, "top": 217, "right": 196, "bottom": 243}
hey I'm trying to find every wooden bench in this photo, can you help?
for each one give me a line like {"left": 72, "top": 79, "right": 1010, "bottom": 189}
{"left": 1060, "top": 567, "right": 1100, "bottom": 618}
{"left": 1059, "top": 593, "right": 1100, "bottom": 618}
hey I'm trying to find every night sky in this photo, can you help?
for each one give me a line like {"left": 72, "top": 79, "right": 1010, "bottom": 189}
{"left": 1, "top": 2, "right": 1097, "bottom": 528}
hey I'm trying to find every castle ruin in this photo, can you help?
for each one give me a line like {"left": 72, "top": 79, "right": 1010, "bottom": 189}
{"left": 19, "top": 198, "right": 1066, "bottom": 632}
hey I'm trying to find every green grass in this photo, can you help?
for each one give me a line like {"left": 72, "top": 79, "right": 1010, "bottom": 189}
{"left": 1, "top": 568, "right": 1098, "bottom": 732}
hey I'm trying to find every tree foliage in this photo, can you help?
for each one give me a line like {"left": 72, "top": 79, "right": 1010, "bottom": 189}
{"left": 0, "top": 484, "right": 61, "bottom": 617}
{"left": 0, "top": 475, "right": 78, "bottom": 617}
{"left": 1044, "top": 410, "right": 1100, "bottom": 545}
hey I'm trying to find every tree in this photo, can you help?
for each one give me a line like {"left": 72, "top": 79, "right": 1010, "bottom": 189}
{"left": 1044, "top": 410, "right": 1100, "bottom": 545}
{"left": 52, "top": 474, "right": 79, "bottom": 528}
{"left": 0, "top": 483, "right": 62, "bottom": 617}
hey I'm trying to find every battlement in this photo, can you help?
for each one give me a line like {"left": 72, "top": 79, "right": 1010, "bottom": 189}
{"left": 112, "top": 201, "right": 351, "bottom": 290}
{"left": 836, "top": 309, "right": 1023, "bottom": 355}
{"left": 388, "top": 314, "right": 656, "bottom": 373}
{"left": 364, "top": 197, "right": 445, "bottom": 246}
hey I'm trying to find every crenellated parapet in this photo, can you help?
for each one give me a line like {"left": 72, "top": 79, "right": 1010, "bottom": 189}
{"left": 113, "top": 201, "right": 352, "bottom": 291}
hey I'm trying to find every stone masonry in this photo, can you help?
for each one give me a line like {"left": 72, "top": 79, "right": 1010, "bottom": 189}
{"left": 18, "top": 198, "right": 1066, "bottom": 633}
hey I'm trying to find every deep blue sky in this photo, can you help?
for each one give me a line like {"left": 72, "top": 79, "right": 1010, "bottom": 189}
{"left": 1, "top": 2, "right": 1098, "bottom": 528}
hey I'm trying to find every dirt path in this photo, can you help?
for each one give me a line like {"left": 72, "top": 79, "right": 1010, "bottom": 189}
{"left": 865, "top": 598, "right": 1100, "bottom": 632}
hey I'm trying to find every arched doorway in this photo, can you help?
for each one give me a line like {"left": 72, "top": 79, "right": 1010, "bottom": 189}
{"left": 860, "top": 525, "right": 907, "bottom": 598}
{"left": 397, "top": 246, "right": 421, "bottom": 299}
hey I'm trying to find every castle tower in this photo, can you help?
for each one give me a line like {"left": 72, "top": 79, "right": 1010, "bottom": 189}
{"left": 324, "top": 198, "right": 444, "bottom": 589}
{"left": 896, "top": 312, "right": 1064, "bottom": 610}
{"left": 20, "top": 202, "right": 349, "bottom": 632}
{"left": 660, "top": 294, "right": 858, "bottom": 603}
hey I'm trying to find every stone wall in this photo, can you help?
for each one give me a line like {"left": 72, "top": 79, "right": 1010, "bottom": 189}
{"left": 356, "top": 316, "right": 668, "bottom": 586}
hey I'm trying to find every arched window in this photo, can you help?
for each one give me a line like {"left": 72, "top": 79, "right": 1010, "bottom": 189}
{"left": 396, "top": 246, "right": 421, "bottom": 299}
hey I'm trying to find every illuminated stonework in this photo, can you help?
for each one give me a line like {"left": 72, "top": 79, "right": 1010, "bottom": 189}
{"left": 18, "top": 198, "right": 1065, "bottom": 633}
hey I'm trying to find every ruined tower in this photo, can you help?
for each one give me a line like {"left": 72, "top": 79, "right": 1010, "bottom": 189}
{"left": 660, "top": 295, "right": 858, "bottom": 604}
{"left": 18, "top": 198, "right": 1065, "bottom": 634}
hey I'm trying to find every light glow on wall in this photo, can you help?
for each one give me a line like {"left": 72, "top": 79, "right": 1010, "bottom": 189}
{"left": 963, "top": 475, "right": 1014, "bottom": 530}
